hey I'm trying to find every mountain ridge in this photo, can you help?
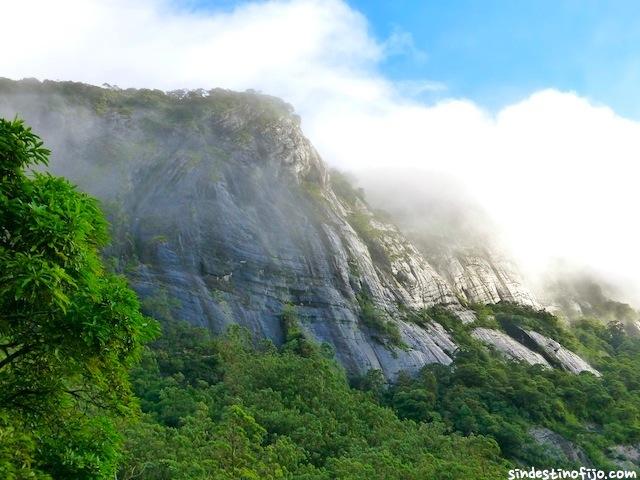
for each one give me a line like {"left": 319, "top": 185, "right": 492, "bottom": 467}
{"left": 0, "top": 78, "right": 596, "bottom": 380}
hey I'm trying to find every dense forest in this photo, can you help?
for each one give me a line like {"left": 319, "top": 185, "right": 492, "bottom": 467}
{"left": 2, "top": 118, "right": 640, "bottom": 478}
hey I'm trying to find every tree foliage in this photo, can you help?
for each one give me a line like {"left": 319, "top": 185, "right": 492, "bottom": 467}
{"left": 381, "top": 304, "right": 640, "bottom": 469}
{"left": 0, "top": 118, "right": 157, "bottom": 478}
{"left": 119, "top": 322, "right": 511, "bottom": 479}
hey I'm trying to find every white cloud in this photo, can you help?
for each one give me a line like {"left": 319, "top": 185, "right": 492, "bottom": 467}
{"left": 3, "top": 0, "right": 640, "bottom": 304}
{"left": 4, "top": 0, "right": 385, "bottom": 103}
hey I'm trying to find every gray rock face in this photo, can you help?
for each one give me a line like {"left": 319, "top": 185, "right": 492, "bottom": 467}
{"left": 609, "top": 444, "right": 640, "bottom": 469}
{"left": 471, "top": 326, "right": 598, "bottom": 376}
{"left": 0, "top": 80, "right": 477, "bottom": 378}
{"left": 471, "top": 328, "right": 550, "bottom": 367}
{"left": 121, "top": 108, "right": 460, "bottom": 378}
{"left": 440, "top": 251, "right": 540, "bottom": 307}
{"left": 525, "top": 330, "right": 601, "bottom": 376}
{"left": 529, "top": 427, "right": 593, "bottom": 467}
{"left": 375, "top": 320, "right": 456, "bottom": 379}
{"left": 0, "top": 79, "right": 547, "bottom": 378}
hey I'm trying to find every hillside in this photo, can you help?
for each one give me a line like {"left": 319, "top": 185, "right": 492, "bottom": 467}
{"left": 1, "top": 78, "right": 552, "bottom": 377}
{"left": 1, "top": 79, "right": 640, "bottom": 475}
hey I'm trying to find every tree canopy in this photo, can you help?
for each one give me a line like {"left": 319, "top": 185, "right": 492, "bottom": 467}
{"left": 0, "top": 118, "right": 157, "bottom": 478}
{"left": 118, "top": 320, "right": 511, "bottom": 480}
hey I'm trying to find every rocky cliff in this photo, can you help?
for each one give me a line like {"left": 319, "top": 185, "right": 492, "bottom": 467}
{"left": 354, "top": 171, "right": 540, "bottom": 308}
{"left": 432, "top": 249, "right": 539, "bottom": 307}
{"left": 0, "top": 78, "right": 589, "bottom": 379}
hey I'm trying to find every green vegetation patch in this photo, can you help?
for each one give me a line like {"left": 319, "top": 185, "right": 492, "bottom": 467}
{"left": 329, "top": 169, "right": 366, "bottom": 207}
{"left": 356, "top": 292, "right": 405, "bottom": 349}
{"left": 118, "top": 321, "right": 511, "bottom": 479}
{"left": 380, "top": 303, "right": 640, "bottom": 469}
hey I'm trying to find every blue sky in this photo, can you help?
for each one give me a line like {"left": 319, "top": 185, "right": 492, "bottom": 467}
{"left": 190, "top": 0, "right": 640, "bottom": 118}
{"left": 353, "top": 0, "right": 640, "bottom": 116}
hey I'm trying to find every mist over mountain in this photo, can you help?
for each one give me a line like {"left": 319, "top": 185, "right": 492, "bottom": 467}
{"left": 4, "top": 1, "right": 640, "bottom": 313}
{"left": 2, "top": 77, "right": 633, "bottom": 363}
{"left": 3, "top": 78, "right": 640, "bottom": 474}
{"left": 353, "top": 169, "right": 497, "bottom": 253}
{"left": 3, "top": 0, "right": 640, "bottom": 476}
{"left": 354, "top": 167, "right": 640, "bottom": 326}
{"left": 542, "top": 265, "right": 640, "bottom": 331}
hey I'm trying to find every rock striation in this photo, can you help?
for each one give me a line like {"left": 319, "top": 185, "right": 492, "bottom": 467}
{"left": 525, "top": 330, "right": 601, "bottom": 376}
{"left": 471, "top": 328, "right": 550, "bottom": 367}
{"left": 0, "top": 79, "right": 479, "bottom": 378}
{"left": 438, "top": 251, "right": 540, "bottom": 307}
{"left": 470, "top": 324, "right": 599, "bottom": 376}
{"left": 529, "top": 427, "right": 593, "bottom": 467}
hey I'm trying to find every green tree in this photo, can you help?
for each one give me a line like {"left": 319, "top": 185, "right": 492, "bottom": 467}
{"left": 119, "top": 321, "right": 511, "bottom": 479}
{"left": 0, "top": 118, "right": 157, "bottom": 478}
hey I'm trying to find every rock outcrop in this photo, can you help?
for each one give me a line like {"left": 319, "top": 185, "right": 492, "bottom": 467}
{"left": 471, "top": 328, "right": 550, "bottom": 367}
{"left": 525, "top": 330, "right": 601, "bottom": 376}
{"left": 609, "top": 444, "right": 640, "bottom": 470}
{"left": 116, "top": 102, "right": 464, "bottom": 379}
{"left": 0, "top": 79, "right": 482, "bottom": 378}
{"left": 529, "top": 427, "right": 593, "bottom": 467}
{"left": 355, "top": 171, "right": 540, "bottom": 309}
{"left": 470, "top": 325, "right": 599, "bottom": 376}
{"left": 438, "top": 251, "right": 539, "bottom": 307}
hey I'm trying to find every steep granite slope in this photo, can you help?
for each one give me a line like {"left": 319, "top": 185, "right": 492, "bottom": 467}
{"left": 471, "top": 327, "right": 551, "bottom": 367}
{"left": 432, "top": 249, "right": 539, "bottom": 307}
{"left": 0, "top": 79, "right": 473, "bottom": 377}
{"left": 355, "top": 172, "right": 540, "bottom": 308}
{"left": 525, "top": 330, "right": 601, "bottom": 376}
{"left": 0, "top": 78, "right": 583, "bottom": 379}
{"left": 470, "top": 326, "right": 600, "bottom": 375}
